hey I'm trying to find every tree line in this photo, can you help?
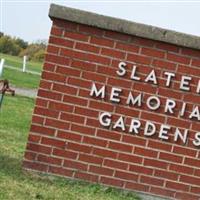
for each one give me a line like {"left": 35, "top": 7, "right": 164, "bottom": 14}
{"left": 0, "top": 32, "right": 47, "bottom": 62}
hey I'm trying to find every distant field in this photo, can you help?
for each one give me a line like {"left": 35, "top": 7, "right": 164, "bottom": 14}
{"left": 0, "top": 53, "right": 42, "bottom": 89}
{"left": 2, "top": 68, "right": 40, "bottom": 89}
{"left": 0, "top": 95, "right": 141, "bottom": 200}
{"left": 0, "top": 53, "right": 43, "bottom": 73}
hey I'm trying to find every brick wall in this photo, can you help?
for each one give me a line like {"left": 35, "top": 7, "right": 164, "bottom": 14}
{"left": 23, "top": 13, "right": 200, "bottom": 200}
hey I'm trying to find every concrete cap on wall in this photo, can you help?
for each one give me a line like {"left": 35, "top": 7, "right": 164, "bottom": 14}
{"left": 49, "top": 3, "right": 200, "bottom": 50}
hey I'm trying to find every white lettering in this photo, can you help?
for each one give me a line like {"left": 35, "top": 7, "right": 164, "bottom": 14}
{"left": 145, "top": 69, "right": 157, "bottom": 84}
{"left": 117, "top": 61, "right": 127, "bottom": 76}
{"left": 129, "top": 119, "right": 141, "bottom": 134}
{"left": 113, "top": 116, "right": 125, "bottom": 131}
{"left": 146, "top": 96, "right": 160, "bottom": 110}
{"left": 165, "top": 99, "right": 176, "bottom": 114}
{"left": 164, "top": 72, "right": 175, "bottom": 87}
{"left": 159, "top": 124, "right": 170, "bottom": 140}
{"left": 90, "top": 83, "right": 105, "bottom": 99}
{"left": 131, "top": 65, "right": 141, "bottom": 81}
{"left": 144, "top": 121, "right": 156, "bottom": 136}
{"left": 189, "top": 106, "right": 200, "bottom": 121}
{"left": 174, "top": 128, "right": 188, "bottom": 144}
{"left": 99, "top": 112, "right": 111, "bottom": 127}
{"left": 193, "top": 132, "right": 200, "bottom": 146}
{"left": 180, "top": 76, "right": 192, "bottom": 91}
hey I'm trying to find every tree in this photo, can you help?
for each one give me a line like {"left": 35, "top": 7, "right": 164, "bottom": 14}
{"left": 15, "top": 38, "right": 28, "bottom": 49}
{"left": 0, "top": 35, "right": 21, "bottom": 55}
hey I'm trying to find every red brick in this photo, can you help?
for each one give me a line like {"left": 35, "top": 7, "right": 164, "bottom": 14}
{"left": 127, "top": 53, "right": 151, "bottom": 64}
{"left": 56, "top": 66, "right": 81, "bottom": 77}
{"left": 48, "top": 101, "right": 74, "bottom": 112}
{"left": 129, "top": 164, "right": 153, "bottom": 175}
{"left": 45, "top": 118, "right": 70, "bottom": 130}
{"left": 116, "top": 42, "right": 139, "bottom": 53}
{"left": 125, "top": 182, "right": 149, "bottom": 192}
{"left": 82, "top": 71, "right": 106, "bottom": 83}
{"left": 147, "top": 140, "right": 172, "bottom": 152}
{"left": 159, "top": 152, "right": 183, "bottom": 163}
{"left": 155, "top": 42, "right": 179, "bottom": 52}
{"left": 46, "top": 45, "right": 59, "bottom": 54}
{"left": 173, "top": 146, "right": 197, "bottom": 157}
{"left": 101, "top": 48, "right": 125, "bottom": 59}
{"left": 104, "top": 159, "right": 128, "bottom": 170}
{"left": 60, "top": 113, "right": 85, "bottom": 124}
{"left": 71, "top": 59, "right": 96, "bottom": 72}
{"left": 71, "top": 124, "right": 95, "bottom": 136}
{"left": 150, "top": 187, "right": 175, "bottom": 198}
{"left": 23, "top": 161, "right": 48, "bottom": 172}
{"left": 134, "top": 147, "right": 158, "bottom": 158}
{"left": 89, "top": 165, "right": 114, "bottom": 176}
{"left": 30, "top": 124, "right": 55, "bottom": 136}
{"left": 93, "top": 147, "right": 118, "bottom": 159}
{"left": 97, "top": 129, "right": 121, "bottom": 141}
{"left": 64, "top": 31, "right": 89, "bottom": 41}
{"left": 74, "top": 171, "right": 98, "bottom": 183}
{"left": 118, "top": 153, "right": 142, "bottom": 164}
{"left": 45, "top": 54, "right": 70, "bottom": 66}
{"left": 37, "top": 154, "right": 62, "bottom": 165}
{"left": 75, "top": 42, "right": 100, "bottom": 53}
{"left": 26, "top": 143, "right": 52, "bottom": 154}
{"left": 32, "top": 115, "right": 44, "bottom": 125}
{"left": 100, "top": 176, "right": 124, "bottom": 187}
{"left": 63, "top": 95, "right": 88, "bottom": 106}
{"left": 53, "top": 148, "right": 78, "bottom": 159}
{"left": 90, "top": 36, "right": 114, "bottom": 47}
{"left": 24, "top": 151, "right": 37, "bottom": 161}
{"left": 37, "top": 89, "right": 62, "bottom": 101}
{"left": 63, "top": 159, "right": 88, "bottom": 171}
{"left": 109, "top": 141, "right": 133, "bottom": 153}
{"left": 169, "top": 164, "right": 194, "bottom": 175}
{"left": 41, "top": 137, "right": 66, "bottom": 148}
{"left": 166, "top": 181, "right": 189, "bottom": 191}
{"left": 140, "top": 175, "right": 164, "bottom": 186}
{"left": 180, "top": 175, "right": 200, "bottom": 186}
{"left": 175, "top": 192, "right": 199, "bottom": 200}
{"left": 57, "top": 131, "right": 82, "bottom": 142}
{"left": 152, "top": 59, "right": 176, "bottom": 70}
{"left": 115, "top": 170, "right": 138, "bottom": 181}
{"left": 49, "top": 36, "right": 74, "bottom": 48}
{"left": 122, "top": 135, "right": 146, "bottom": 146}
{"left": 34, "top": 106, "right": 59, "bottom": 118}
{"left": 78, "top": 24, "right": 104, "bottom": 36}
{"left": 79, "top": 154, "right": 103, "bottom": 165}
{"left": 154, "top": 169, "right": 178, "bottom": 181}
{"left": 50, "top": 26, "right": 63, "bottom": 36}
{"left": 141, "top": 47, "right": 165, "bottom": 58}
{"left": 184, "top": 157, "right": 200, "bottom": 168}
{"left": 144, "top": 158, "right": 168, "bottom": 169}
{"left": 167, "top": 53, "right": 190, "bottom": 64}
{"left": 67, "top": 142, "right": 92, "bottom": 154}
{"left": 28, "top": 134, "right": 41, "bottom": 143}
{"left": 48, "top": 166, "right": 73, "bottom": 177}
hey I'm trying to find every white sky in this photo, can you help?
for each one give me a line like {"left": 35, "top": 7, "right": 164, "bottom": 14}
{"left": 1, "top": 1, "right": 200, "bottom": 43}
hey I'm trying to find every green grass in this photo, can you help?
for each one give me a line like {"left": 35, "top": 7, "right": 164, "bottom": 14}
{"left": 2, "top": 68, "right": 41, "bottom": 89}
{"left": 0, "top": 53, "right": 41, "bottom": 89}
{"left": 0, "top": 95, "right": 141, "bottom": 200}
{"left": 0, "top": 53, "right": 43, "bottom": 73}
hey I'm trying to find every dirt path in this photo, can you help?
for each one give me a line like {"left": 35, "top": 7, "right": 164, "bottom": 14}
{"left": 12, "top": 86, "right": 37, "bottom": 98}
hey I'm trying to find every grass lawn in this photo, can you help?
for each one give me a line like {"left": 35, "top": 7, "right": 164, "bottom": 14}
{"left": 0, "top": 53, "right": 43, "bottom": 73}
{"left": 0, "top": 95, "right": 141, "bottom": 200}
{"left": 2, "top": 68, "right": 41, "bottom": 89}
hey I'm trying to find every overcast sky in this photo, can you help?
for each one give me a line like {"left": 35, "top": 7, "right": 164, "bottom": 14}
{"left": 1, "top": 1, "right": 200, "bottom": 43}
